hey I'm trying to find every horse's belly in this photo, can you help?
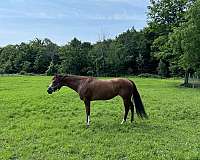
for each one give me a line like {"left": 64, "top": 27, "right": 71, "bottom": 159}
{"left": 92, "top": 95, "right": 116, "bottom": 100}
{"left": 91, "top": 89, "right": 117, "bottom": 100}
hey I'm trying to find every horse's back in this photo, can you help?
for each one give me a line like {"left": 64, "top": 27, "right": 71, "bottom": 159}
{"left": 87, "top": 78, "right": 133, "bottom": 100}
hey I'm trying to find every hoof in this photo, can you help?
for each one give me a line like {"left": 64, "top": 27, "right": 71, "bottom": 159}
{"left": 121, "top": 120, "right": 125, "bottom": 124}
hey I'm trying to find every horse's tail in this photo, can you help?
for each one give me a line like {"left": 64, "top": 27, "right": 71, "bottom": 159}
{"left": 129, "top": 80, "right": 148, "bottom": 119}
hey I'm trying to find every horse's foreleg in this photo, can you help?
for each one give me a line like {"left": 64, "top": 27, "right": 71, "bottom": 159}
{"left": 84, "top": 100, "right": 90, "bottom": 127}
{"left": 121, "top": 99, "right": 130, "bottom": 124}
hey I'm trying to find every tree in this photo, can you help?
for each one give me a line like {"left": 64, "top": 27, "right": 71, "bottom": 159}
{"left": 46, "top": 61, "right": 57, "bottom": 76}
{"left": 147, "top": 0, "right": 192, "bottom": 36}
{"left": 33, "top": 39, "right": 59, "bottom": 74}
{"left": 147, "top": 0, "right": 194, "bottom": 75}
{"left": 0, "top": 45, "right": 20, "bottom": 73}
{"left": 116, "top": 27, "right": 153, "bottom": 74}
{"left": 136, "top": 54, "right": 144, "bottom": 73}
{"left": 105, "top": 40, "right": 125, "bottom": 76}
{"left": 22, "top": 61, "right": 31, "bottom": 73}
{"left": 169, "top": 0, "right": 200, "bottom": 84}
{"left": 89, "top": 40, "right": 110, "bottom": 76}
{"left": 59, "top": 38, "right": 92, "bottom": 75}
{"left": 158, "top": 59, "right": 168, "bottom": 77}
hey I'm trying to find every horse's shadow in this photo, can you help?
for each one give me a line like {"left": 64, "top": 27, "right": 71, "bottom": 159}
{"left": 80, "top": 120, "right": 172, "bottom": 135}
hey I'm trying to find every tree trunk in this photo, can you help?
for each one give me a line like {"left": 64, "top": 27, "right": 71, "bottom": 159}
{"left": 184, "top": 69, "right": 189, "bottom": 85}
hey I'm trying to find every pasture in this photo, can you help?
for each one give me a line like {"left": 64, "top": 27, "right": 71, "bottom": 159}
{"left": 0, "top": 76, "right": 200, "bottom": 160}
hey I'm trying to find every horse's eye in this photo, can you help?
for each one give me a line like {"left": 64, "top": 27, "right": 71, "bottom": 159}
{"left": 53, "top": 80, "right": 59, "bottom": 85}
{"left": 52, "top": 81, "right": 56, "bottom": 85}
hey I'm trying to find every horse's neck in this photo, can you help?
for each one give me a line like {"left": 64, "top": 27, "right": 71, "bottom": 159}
{"left": 63, "top": 76, "right": 87, "bottom": 92}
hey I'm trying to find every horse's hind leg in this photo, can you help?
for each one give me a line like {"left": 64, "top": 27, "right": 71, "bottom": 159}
{"left": 121, "top": 99, "right": 130, "bottom": 124}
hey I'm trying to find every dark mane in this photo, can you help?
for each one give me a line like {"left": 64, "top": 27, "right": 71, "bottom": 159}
{"left": 53, "top": 74, "right": 96, "bottom": 82}
{"left": 63, "top": 74, "right": 95, "bottom": 80}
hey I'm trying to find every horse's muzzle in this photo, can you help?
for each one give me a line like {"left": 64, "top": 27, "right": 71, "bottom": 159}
{"left": 47, "top": 87, "right": 53, "bottom": 94}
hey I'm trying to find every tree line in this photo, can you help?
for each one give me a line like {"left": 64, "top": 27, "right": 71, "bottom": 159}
{"left": 0, "top": 29, "right": 157, "bottom": 76}
{"left": 0, "top": 0, "right": 200, "bottom": 83}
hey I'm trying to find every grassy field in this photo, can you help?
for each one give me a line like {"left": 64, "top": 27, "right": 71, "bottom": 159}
{"left": 0, "top": 76, "right": 200, "bottom": 160}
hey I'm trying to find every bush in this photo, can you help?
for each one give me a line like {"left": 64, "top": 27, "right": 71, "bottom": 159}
{"left": 0, "top": 68, "right": 4, "bottom": 74}
{"left": 138, "top": 73, "right": 162, "bottom": 78}
{"left": 19, "top": 71, "right": 27, "bottom": 75}
{"left": 27, "top": 73, "right": 36, "bottom": 76}
{"left": 87, "top": 70, "right": 94, "bottom": 76}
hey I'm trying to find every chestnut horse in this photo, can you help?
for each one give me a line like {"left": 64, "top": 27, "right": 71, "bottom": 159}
{"left": 47, "top": 74, "right": 148, "bottom": 127}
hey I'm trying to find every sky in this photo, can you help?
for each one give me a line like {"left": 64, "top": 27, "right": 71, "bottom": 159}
{"left": 0, "top": 0, "right": 149, "bottom": 46}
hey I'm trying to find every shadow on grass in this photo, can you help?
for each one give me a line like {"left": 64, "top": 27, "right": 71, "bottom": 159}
{"left": 75, "top": 119, "right": 173, "bottom": 136}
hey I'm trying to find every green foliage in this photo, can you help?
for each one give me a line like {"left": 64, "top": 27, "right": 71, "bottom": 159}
{"left": 148, "top": 0, "right": 188, "bottom": 32}
{"left": 46, "top": 61, "right": 57, "bottom": 76}
{"left": 0, "top": 39, "right": 59, "bottom": 74}
{"left": 19, "top": 70, "right": 27, "bottom": 75}
{"left": 116, "top": 28, "right": 149, "bottom": 72}
{"left": 0, "top": 28, "right": 156, "bottom": 76}
{"left": 136, "top": 54, "right": 144, "bottom": 73}
{"left": 59, "top": 38, "right": 92, "bottom": 75}
{"left": 89, "top": 40, "right": 109, "bottom": 76}
{"left": 147, "top": 0, "right": 198, "bottom": 78}
{"left": 158, "top": 59, "right": 168, "bottom": 77}
{"left": 138, "top": 73, "right": 162, "bottom": 78}
{"left": 181, "top": 0, "right": 200, "bottom": 70}
{"left": 22, "top": 61, "right": 31, "bottom": 73}
{"left": 0, "top": 45, "right": 20, "bottom": 73}
{"left": 148, "top": 0, "right": 191, "bottom": 60}
{"left": 169, "top": 0, "right": 200, "bottom": 78}
{"left": 0, "top": 76, "right": 200, "bottom": 159}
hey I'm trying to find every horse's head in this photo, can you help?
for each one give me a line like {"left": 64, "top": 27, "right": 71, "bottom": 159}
{"left": 47, "top": 74, "right": 64, "bottom": 94}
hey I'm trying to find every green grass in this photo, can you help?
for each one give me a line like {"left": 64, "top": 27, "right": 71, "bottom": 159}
{"left": 0, "top": 76, "right": 200, "bottom": 160}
